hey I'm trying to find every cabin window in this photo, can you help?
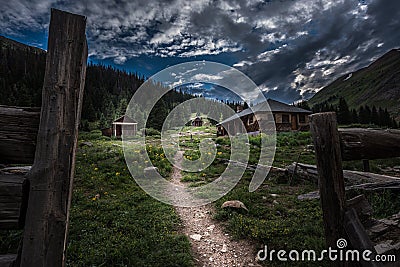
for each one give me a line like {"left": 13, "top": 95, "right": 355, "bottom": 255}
{"left": 282, "top": 114, "right": 290, "bottom": 123}
{"left": 299, "top": 114, "right": 306, "bottom": 123}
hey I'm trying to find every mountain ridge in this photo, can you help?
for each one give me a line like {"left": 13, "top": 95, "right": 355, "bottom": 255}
{"left": 309, "top": 49, "right": 400, "bottom": 120}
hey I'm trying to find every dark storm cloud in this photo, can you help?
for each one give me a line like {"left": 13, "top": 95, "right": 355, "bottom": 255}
{"left": 241, "top": 0, "right": 400, "bottom": 102}
{"left": 1, "top": 0, "right": 400, "bottom": 103}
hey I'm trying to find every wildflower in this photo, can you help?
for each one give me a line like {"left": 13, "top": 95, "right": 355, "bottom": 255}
{"left": 217, "top": 152, "right": 222, "bottom": 155}
{"left": 116, "top": 172, "right": 120, "bottom": 176}
{"left": 94, "top": 167, "right": 98, "bottom": 171}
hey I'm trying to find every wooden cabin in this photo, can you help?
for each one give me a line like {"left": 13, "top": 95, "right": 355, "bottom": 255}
{"left": 110, "top": 115, "right": 137, "bottom": 138}
{"left": 192, "top": 117, "right": 203, "bottom": 127}
{"left": 216, "top": 99, "right": 312, "bottom": 136}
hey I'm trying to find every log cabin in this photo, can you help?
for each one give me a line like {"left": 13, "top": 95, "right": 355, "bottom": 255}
{"left": 113, "top": 115, "right": 137, "bottom": 137}
{"left": 191, "top": 117, "right": 203, "bottom": 127}
{"left": 216, "top": 99, "right": 312, "bottom": 136}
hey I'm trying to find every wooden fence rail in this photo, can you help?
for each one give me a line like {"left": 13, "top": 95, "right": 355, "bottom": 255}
{"left": 0, "top": 106, "right": 40, "bottom": 164}
{"left": 339, "top": 128, "right": 400, "bottom": 161}
{"left": 0, "top": 174, "right": 29, "bottom": 229}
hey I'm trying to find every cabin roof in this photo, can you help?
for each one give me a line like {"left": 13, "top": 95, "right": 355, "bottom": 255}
{"left": 113, "top": 115, "right": 137, "bottom": 124}
{"left": 217, "top": 99, "right": 311, "bottom": 125}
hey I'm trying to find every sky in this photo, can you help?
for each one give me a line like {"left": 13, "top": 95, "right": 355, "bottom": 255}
{"left": 1, "top": 0, "right": 400, "bottom": 103}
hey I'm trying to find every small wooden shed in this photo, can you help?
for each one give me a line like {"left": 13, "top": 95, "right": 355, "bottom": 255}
{"left": 192, "top": 117, "right": 203, "bottom": 127}
{"left": 112, "top": 115, "right": 137, "bottom": 137}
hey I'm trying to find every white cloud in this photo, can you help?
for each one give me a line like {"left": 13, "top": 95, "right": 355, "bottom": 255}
{"left": 191, "top": 73, "right": 224, "bottom": 81}
{"left": 114, "top": 56, "right": 127, "bottom": 65}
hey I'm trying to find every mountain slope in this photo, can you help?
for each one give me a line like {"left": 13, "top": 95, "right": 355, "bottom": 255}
{"left": 0, "top": 36, "right": 46, "bottom": 106}
{"left": 309, "top": 49, "right": 400, "bottom": 120}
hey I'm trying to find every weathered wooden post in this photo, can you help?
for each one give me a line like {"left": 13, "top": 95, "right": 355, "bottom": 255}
{"left": 309, "top": 113, "right": 347, "bottom": 261}
{"left": 20, "top": 9, "right": 87, "bottom": 267}
{"left": 310, "top": 113, "right": 385, "bottom": 267}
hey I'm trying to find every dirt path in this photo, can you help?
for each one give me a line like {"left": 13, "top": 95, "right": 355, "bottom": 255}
{"left": 171, "top": 151, "right": 262, "bottom": 267}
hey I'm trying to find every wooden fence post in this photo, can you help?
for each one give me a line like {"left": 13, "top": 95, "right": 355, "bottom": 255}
{"left": 20, "top": 9, "right": 87, "bottom": 267}
{"left": 309, "top": 113, "right": 347, "bottom": 257}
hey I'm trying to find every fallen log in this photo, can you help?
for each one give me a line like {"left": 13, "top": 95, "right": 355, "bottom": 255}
{"left": 339, "top": 128, "right": 400, "bottom": 161}
{"left": 220, "top": 159, "right": 286, "bottom": 173}
{"left": 287, "top": 162, "right": 400, "bottom": 185}
{"left": 298, "top": 181, "right": 400, "bottom": 200}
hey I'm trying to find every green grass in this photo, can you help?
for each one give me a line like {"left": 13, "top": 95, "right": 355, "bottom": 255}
{"left": 213, "top": 175, "right": 327, "bottom": 266}
{"left": 0, "top": 131, "right": 194, "bottom": 267}
{"left": 65, "top": 137, "right": 193, "bottom": 266}
{"left": 207, "top": 132, "right": 400, "bottom": 267}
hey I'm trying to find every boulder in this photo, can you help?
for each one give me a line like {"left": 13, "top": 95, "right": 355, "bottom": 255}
{"left": 221, "top": 200, "right": 248, "bottom": 212}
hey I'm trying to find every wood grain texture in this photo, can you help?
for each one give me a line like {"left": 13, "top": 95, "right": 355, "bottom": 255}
{"left": 20, "top": 9, "right": 87, "bottom": 267}
{"left": 344, "top": 208, "right": 382, "bottom": 267}
{"left": 310, "top": 112, "right": 347, "bottom": 257}
{"left": 339, "top": 128, "right": 400, "bottom": 161}
{"left": 0, "top": 106, "right": 40, "bottom": 164}
{"left": 0, "top": 254, "right": 17, "bottom": 267}
{"left": 0, "top": 174, "right": 29, "bottom": 230}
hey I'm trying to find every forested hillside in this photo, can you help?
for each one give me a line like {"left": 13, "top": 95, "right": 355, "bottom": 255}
{"left": 309, "top": 49, "right": 400, "bottom": 122}
{"left": 0, "top": 36, "right": 196, "bottom": 131}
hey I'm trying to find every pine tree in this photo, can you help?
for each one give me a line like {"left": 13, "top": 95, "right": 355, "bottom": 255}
{"left": 391, "top": 118, "right": 398, "bottom": 129}
{"left": 98, "top": 113, "right": 108, "bottom": 129}
{"left": 371, "top": 106, "right": 379, "bottom": 125}
{"left": 351, "top": 109, "right": 358, "bottom": 123}
{"left": 359, "top": 105, "right": 372, "bottom": 124}
{"left": 337, "top": 97, "right": 350, "bottom": 124}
